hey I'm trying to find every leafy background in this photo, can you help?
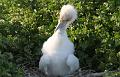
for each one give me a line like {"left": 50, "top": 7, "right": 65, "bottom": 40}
{"left": 0, "top": 0, "right": 120, "bottom": 77}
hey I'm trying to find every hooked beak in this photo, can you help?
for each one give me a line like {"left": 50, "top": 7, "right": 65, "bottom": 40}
{"left": 54, "top": 22, "right": 67, "bottom": 32}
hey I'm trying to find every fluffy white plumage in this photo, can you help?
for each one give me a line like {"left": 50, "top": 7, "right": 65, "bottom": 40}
{"left": 39, "top": 4, "right": 79, "bottom": 77}
{"left": 60, "top": 4, "right": 77, "bottom": 24}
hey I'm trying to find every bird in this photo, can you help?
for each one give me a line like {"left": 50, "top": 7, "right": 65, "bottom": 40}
{"left": 39, "top": 4, "right": 79, "bottom": 77}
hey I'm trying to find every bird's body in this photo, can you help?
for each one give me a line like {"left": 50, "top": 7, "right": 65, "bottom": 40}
{"left": 39, "top": 5, "right": 79, "bottom": 77}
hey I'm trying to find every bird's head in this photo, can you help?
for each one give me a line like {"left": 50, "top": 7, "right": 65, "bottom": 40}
{"left": 55, "top": 4, "right": 77, "bottom": 32}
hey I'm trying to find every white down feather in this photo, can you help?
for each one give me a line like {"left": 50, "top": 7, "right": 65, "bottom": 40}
{"left": 39, "top": 4, "right": 79, "bottom": 76}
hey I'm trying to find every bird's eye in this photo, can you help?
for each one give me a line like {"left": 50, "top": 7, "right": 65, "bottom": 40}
{"left": 66, "top": 19, "right": 70, "bottom": 21}
{"left": 62, "top": 19, "right": 70, "bottom": 22}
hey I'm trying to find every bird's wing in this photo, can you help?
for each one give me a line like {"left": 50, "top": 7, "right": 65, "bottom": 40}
{"left": 66, "top": 54, "right": 79, "bottom": 74}
{"left": 39, "top": 55, "right": 50, "bottom": 74}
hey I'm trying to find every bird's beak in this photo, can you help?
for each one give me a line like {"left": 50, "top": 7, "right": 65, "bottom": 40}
{"left": 54, "top": 22, "right": 67, "bottom": 32}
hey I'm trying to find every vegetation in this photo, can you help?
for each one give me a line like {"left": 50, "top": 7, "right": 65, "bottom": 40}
{"left": 0, "top": 0, "right": 120, "bottom": 76}
{"left": 0, "top": 51, "right": 24, "bottom": 77}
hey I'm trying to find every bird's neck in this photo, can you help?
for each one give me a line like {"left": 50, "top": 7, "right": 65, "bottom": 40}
{"left": 54, "top": 21, "right": 69, "bottom": 36}
{"left": 55, "top": 29, "right": 67, "bottom": 34}
{"left": 53, "top": 29, "right": 68, "bottom": 37}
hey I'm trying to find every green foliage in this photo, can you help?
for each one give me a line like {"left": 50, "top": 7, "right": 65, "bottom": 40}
{"left": 104, "top": 71, "right": 120, "bottom": 77}
{"left": 69, "top": 0, "right": 120, "bottom": 71}
{"left": 0, "top": 0, "right": 120, "bottom": 74}
{"left": 0, "top": 51, "right": 24, "bottom": 77}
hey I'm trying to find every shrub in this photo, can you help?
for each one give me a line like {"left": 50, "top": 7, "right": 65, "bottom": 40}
{"left": 0, "top": 0, "right": 120, "bottom": 72}
{"left": 0, "top": 51, "right": 24, "bottom": 77}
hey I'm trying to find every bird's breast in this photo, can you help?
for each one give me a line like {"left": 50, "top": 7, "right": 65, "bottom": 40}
{"left": 47, "top": 53, "right": 70, "bottom": 76}
{"left": 42, "top": 33, "right": 74, "bottom": 55}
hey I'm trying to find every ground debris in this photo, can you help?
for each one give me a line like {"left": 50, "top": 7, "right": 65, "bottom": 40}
{"left": 24, "top": 67, "right": 106, "bottom": 77}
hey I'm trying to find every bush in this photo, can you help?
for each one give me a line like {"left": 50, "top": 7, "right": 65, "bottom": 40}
{"left": 0, "top": 0, "right": 120, "bottom": 73}
{"left": 104, "top": 70, "right": 120, "bottom": 77}
{"left": 0, "top": 51, "right": 24, "bottom": 77}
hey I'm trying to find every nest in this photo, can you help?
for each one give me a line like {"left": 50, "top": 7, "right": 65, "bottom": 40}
{"left": 24, "top": 67, "right": 105, "bottom": 77}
